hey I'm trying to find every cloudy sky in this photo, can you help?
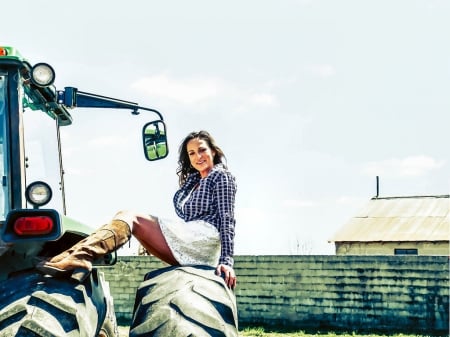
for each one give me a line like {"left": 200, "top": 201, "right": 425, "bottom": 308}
{"left": 3, "top": 0, "right": 449, "bottom": 255}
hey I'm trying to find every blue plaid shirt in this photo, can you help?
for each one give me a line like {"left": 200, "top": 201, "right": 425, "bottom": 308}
{"left": 173, "top": 164, "right": 237, "bottom": 267}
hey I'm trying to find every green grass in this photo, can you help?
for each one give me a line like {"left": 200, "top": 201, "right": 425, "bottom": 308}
{"left": 239, "top": 327, "right": 438, "bottom": 337}
{"left": 119, "top": 326, "right": 440, "bottom": 337}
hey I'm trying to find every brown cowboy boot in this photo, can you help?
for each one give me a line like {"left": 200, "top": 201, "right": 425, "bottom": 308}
{"left": 36, "top": 219, "right": 131, "bottom": 281}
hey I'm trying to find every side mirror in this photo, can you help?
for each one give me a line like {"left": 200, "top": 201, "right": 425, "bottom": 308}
{"left": 142, "top": 120, "right": 168, "bottom": 161}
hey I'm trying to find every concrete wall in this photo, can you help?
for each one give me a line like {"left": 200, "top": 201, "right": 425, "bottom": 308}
{"left": 102, "top": 255, "right": 449, "bottom": 334}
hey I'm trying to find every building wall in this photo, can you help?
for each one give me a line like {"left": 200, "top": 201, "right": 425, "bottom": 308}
{"left": 335, "top": 241, "right": 449, "bottom": 255}
{"left": 102, "top": 255, "right": 449, "bottom": 334}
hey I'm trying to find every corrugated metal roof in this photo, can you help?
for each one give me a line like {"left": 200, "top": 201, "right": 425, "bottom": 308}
{"left": 329, "top": 195, "right": 450, "bottom": 242}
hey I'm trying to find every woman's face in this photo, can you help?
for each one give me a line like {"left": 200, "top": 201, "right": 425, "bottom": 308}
{"left": 187, "top": 138, "right": 216, "bottom": 178}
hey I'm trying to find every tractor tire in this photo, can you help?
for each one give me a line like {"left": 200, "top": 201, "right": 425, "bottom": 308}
{"left": 129, "top": 265, "right": 238, "bottom": 337}
{"left": 0, "top": 269, "right": 118, "bottom": 337}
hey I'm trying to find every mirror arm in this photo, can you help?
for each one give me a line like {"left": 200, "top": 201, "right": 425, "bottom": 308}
{"left": 59, "top": 87, "right": 164, "bottom": 120}
{"left": 135, "top": 106, "right": 164, "bottom": 120}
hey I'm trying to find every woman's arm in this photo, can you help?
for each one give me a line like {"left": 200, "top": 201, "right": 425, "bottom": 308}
{"left": 214, "top": 171, "right": 237, "bottom": 267}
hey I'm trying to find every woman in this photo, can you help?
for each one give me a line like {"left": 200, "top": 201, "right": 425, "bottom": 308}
{"left": 37, "top": 130, "right": 237, "bottom": 289}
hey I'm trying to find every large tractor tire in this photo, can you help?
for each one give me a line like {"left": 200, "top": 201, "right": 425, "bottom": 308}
{"left": 0, "top": 269, "right": 118, "bottom": 337}
{"left": 130, "top": 265, "right": 238, "bottom": 337}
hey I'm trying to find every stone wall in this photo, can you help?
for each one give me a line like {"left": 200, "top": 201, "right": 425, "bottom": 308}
{"left": 101, "top": 255, "right": 449, "bottom": 334}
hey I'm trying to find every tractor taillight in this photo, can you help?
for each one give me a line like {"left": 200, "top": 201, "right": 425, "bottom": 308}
{"left": 0, "top": 47, "right": 8, "bottom": 56}
{"left": 13, "top": 216, "right": 54, "bottom": 235}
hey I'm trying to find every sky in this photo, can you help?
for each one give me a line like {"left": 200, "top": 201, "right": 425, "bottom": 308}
{"left": 2, "top": 0, "right": 449, "bottom": 256}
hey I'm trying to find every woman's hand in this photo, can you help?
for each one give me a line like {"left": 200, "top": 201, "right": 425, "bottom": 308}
{"left": 215, "top": 264, "right": 237, "bottom": 290}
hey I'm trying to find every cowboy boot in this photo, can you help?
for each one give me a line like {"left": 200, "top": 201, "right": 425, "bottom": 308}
{"left": 36, "top": 219, "right": 131, "bottom": 281}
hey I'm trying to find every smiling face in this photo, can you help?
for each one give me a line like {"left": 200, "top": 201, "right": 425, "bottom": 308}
{"left": 187, "top": 138, "right": 216, "bottom": 178}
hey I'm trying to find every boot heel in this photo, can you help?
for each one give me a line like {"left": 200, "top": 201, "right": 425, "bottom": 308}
{"left": 71, "top": 268, "right": 90, "bottom": 283}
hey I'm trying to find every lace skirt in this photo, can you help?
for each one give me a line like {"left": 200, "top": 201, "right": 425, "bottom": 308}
{"left": 158, "top": 217, "right": 221, "bottom": 267}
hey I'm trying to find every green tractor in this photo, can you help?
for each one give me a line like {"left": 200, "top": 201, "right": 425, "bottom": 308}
{"left": 0, "top": 47, "right": 238, "bottom": 337}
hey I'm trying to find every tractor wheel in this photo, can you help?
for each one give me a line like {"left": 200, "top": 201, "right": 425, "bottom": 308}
{"left": 129, "top": 265, "right": 238, "bottom": 337}
{"left": 97, "top": 277, "right": 119, "bottom": 337}
{"left": 0, "top": 269, "right": 118, "bottom": 337}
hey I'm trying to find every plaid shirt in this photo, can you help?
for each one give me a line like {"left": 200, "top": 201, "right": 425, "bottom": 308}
{"left": 173, "top": 164, "right": 237, "bottom": 267}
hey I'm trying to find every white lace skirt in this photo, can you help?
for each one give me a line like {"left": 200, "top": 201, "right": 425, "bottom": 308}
{"left": 158, "top": 217, "right": 221, "bottom": 267}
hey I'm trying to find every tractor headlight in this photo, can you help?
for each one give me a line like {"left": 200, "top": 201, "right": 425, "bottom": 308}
{"left": 26, "top": 181, "right": 52, "bottom": 207}
{"left": 30, "top": 63, "right": 55, "bottom": 87}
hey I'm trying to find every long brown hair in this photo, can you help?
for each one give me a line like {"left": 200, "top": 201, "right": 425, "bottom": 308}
{"left": 176, "top": 130, "right": 227, "bottom": 186}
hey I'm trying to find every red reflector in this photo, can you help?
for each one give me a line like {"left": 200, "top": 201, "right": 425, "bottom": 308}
{"left": 14, "top": 216, "right": 54, "bottom": 235}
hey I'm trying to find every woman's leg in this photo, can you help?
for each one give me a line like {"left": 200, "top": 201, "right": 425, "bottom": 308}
{"left": 113, "top": 210, "right": 178, "bottom": 266}
{"left": 37, "top": 210, "right": 177, "bottom": 281}
{"left": 36, "top": 219, "right": 131, "bottom": 280}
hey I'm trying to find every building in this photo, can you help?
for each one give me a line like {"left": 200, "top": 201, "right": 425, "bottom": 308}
{"left": 329, "top": 195, "right": 450, "bottom": 255}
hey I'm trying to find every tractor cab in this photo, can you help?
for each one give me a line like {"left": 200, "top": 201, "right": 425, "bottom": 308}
{"left": 0, "top": 46, "right": 167, "bottom": 278}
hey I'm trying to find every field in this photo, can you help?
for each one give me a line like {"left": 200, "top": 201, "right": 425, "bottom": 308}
{"left": 118, "top": 326, "right": 435, "bottom": 337}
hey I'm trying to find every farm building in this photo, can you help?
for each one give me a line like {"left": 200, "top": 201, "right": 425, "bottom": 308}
{"left": 329, "top": 195, "right": 450, "bottom": 255}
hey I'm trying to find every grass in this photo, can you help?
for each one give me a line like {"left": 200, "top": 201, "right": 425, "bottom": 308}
{"left": 239, "top": 327, "right": 438, "bottom": 337}
{"left": 119, "top": 326, "right": 437, "bottom": 337}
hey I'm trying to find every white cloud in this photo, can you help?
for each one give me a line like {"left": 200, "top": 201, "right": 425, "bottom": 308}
{"left": 362, "top": 155, "right": 445, "bottom": 177}
{"left": 282, "top": 199, "right": 317, "bottom": 208}
{"left": 248, "top": 93, "right": 279, "bottom": 107}
{"left": 305, "top": 64, "right": 336, "bottom": 78}
{"left": 336, "top": 195, "right": 366, "bottom": 206}
{"left": 132, "top": 74, "right": 223, "bottom": 105}
{"left": 132, "top": 73, "right": 279, "bottom": 110}
{"left": 89, "top": 136, "right": 130, "bottom": 149}
{"left": 235, "top": 207, "right": 265, "bottom": 224}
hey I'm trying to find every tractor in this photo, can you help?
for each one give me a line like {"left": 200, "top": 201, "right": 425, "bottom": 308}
{"left": 0, "top": 46, "right": 237, "bottom": 337}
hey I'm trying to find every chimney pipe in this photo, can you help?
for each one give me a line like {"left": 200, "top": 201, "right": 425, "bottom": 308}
{"left": 376, "top": 176, "right": 379, "bottom": 198}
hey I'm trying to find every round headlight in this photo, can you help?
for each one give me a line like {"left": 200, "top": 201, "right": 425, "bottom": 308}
{"left": 26, "top": 181, "right": 52, "bottom": 207}
{"left": 31, "top": 63, "right": 55, "bottom": 87}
